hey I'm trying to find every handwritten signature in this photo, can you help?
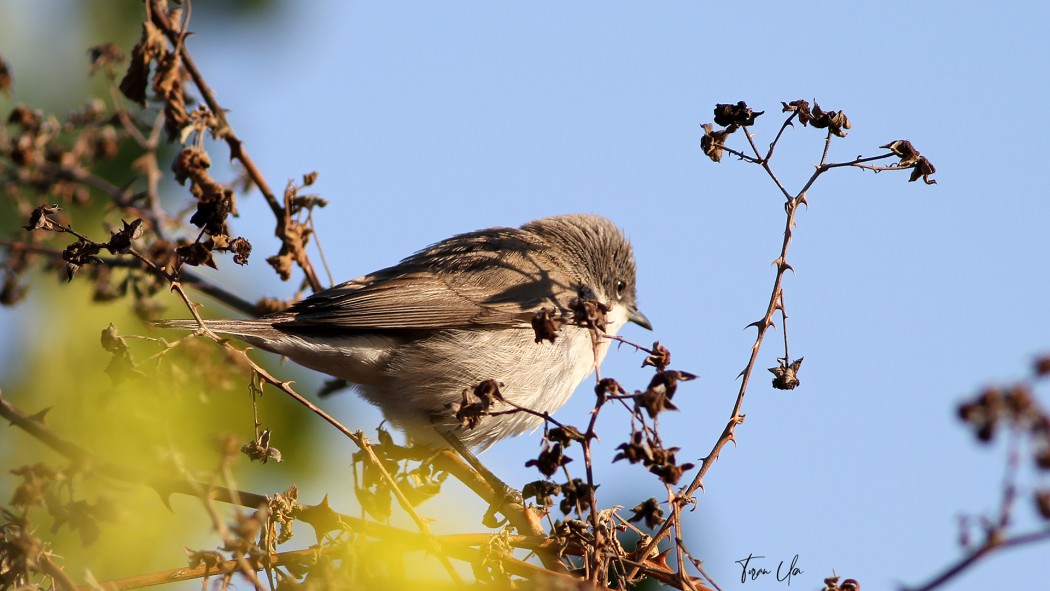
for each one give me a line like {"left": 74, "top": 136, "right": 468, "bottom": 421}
{"left": 735, "top": 553, "right": 803, "bottom": 585}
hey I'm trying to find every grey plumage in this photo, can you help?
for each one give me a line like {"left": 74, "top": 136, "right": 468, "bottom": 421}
{"left": 157, "top": 214, "right": 648, "bottom": 449}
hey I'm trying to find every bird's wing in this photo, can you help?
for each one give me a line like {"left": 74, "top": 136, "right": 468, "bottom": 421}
{"left": 270, "top": 229, "right": 580, "bottom": 332}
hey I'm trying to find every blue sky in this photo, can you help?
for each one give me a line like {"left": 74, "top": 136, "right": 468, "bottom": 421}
{"left": 3, "top": 1, "right": 1049, "bottom": 589}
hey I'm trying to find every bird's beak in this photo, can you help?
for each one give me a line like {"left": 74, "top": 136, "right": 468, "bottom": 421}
{"left": 628, "top": 306, "right": 652, "bottom": 330}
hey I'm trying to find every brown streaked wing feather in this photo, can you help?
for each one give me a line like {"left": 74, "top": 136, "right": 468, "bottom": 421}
{"left": 270, "top": 248, "right": 576, "bottom": 332}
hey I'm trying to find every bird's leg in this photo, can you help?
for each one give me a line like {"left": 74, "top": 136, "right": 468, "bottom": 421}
{"left": 437, "top": 429, "right": 525, "bottom": 524}
{"left": 428, "top": 435, "right": 566, "bottom": 572}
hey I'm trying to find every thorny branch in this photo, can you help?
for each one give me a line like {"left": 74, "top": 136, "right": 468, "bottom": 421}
{"left": 628, "top": 100, "right": 938, "bottom": 583}
{"left": 0, "top": 392, "right": 580, "bottom": 589}
{"left": 147, "top": 0, "right": 323, "bottom": 293}
{"left": 905, "top": 357, "right": 1050, "bottom": 591}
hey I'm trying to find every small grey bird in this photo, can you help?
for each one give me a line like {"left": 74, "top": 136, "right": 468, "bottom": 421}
{"left": 158, "top": 214, "right": 649, "bottom": 450}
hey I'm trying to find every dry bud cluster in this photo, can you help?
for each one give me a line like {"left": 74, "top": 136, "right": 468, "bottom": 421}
{"left": 957, "top": 356, "right": 1050, "bottom": 521}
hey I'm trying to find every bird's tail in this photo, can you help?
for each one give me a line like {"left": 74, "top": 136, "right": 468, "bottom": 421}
{"left": 151, "top": 318, "right": 285, "bottom": 341}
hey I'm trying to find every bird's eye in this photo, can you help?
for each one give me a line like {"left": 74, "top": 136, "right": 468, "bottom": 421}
{"left": 615, "top": 279, "right": 626, "bottom": 299}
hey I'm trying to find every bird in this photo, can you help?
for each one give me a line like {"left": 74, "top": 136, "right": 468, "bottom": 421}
{"left": 157, "top": 214, "right": 649, "bottom": 450}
